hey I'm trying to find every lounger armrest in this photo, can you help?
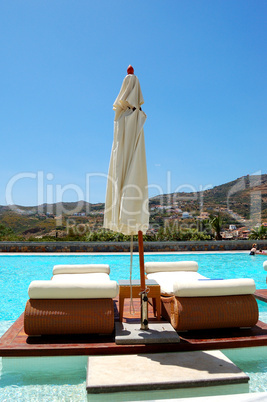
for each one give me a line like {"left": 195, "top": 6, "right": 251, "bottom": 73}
{"left": 173, "top": 278, "right": 256, "bottom": 297}
{"left": 145, "top": 261, "right": 198, "bottom": 274}
{"left": 28, "top": 280, "right": 118, "bottom": 299}
{"left": 53, "top": 264, "right": 110, "bottom": 275}
{"left": 263, "top": 261, "right": 267, "bottom": 271}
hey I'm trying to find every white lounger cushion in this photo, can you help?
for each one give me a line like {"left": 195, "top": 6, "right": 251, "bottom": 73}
{"left": 147, "top": 271, "right": 206, "bottom": 294}
{"left": 51, "top": 273, "right": 110, "bottom": 283}
{"left": 28, "top": 280, "right": 119, "bottom": 299}
{"left": 263, "top": 261, "right": 267, "bottom": 271}
{"left": 53, "top": 264, "right": 110, "bottom": 275}
{"left": 173, "top": 278, "right": 256, "bottom": 297}
{"left": 145, "top": 261, "right": 198, "bottom": 274}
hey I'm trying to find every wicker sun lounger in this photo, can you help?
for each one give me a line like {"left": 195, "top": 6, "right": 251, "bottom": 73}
{"left": 24, "top": 264, "right": 119, "bottom": 336}
{"left": 145, "top": 261, "right": 259, "bottom": 331}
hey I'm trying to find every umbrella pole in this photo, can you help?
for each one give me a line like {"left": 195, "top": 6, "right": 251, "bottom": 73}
{"left": 138, "top": 230, "right": 149, "bottom": 330}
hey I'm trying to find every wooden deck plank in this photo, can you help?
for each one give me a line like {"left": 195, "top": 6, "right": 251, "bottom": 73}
{"left": 1, "top": 297, "right": 267, "bottom": 357}
{"left": 255, "top": 289, "right": 267, "bottom": 303}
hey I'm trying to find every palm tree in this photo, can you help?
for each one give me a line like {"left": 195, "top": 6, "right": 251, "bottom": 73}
{"left": 209, "top": 214, "right": 223, "bottom": 240}
{"left": 249, "top": 225, "right": 267, "bottom": 240}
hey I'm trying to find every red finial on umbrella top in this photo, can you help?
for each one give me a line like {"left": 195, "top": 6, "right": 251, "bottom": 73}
{"left": 127, "top": 65, "right": 134, "bottom": 75}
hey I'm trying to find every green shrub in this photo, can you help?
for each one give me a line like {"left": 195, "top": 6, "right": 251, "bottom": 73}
{"left": 0, "top": 224, "right": 21, "bottom": 241}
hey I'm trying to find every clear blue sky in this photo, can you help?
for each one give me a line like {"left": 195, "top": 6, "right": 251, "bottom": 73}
{"left": 1, "top": 0, "right": 266, "bottom": 207}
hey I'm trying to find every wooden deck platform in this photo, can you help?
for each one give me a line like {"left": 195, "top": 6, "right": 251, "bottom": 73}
{"left": 1, "top": 297, "right": 267, "bottom": 357}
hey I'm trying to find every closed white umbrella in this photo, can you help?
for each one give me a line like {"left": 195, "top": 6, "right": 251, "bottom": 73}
{"left": 104, "top": 65, "right": 149, "bottom": 329}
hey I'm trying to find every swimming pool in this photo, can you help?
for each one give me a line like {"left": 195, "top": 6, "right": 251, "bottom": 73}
{"left": 0, "top": 347, "right": 267, "bottom": 401}
{"left": 0, "top": 252, "right": 267, "bottom": 400}
{"left": 1, "top": 252, "right": 266, "bottom": 322}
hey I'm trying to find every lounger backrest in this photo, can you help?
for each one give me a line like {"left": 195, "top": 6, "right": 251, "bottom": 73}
{"left": 53, "top": 264, "right": 110, "bottom": 275}
{"left": 145, "top": 261, "right": 198, "bottom": 274}
{"left": 263, "top": 261, "right": 267, "bottom": 271}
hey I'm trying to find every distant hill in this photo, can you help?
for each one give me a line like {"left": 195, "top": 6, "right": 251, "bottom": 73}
{"left": 200, "top": 174, "right": 267, "bottom": 219}
{"left": 0, "top": 201, "right": 102, "bottom": 216}
{"left": 0, "top": 174, "right": 266, "bottom": 238}
{"left": 150, "top": 174, "right": 267, "bottom": 221}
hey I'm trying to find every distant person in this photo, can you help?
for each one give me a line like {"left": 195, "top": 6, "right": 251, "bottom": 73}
{"left": 258, "top": 249, "right": 267, "bottom": 255}
{"left": 249, "top": 243, "right": 257, "bottom": 255}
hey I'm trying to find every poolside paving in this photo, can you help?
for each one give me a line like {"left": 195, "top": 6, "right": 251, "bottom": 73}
{"left": 86, "top": 350, "right": 249, "bottom": 393}
{"left": 0, "top": 297, "right": 267, "bottom": 357}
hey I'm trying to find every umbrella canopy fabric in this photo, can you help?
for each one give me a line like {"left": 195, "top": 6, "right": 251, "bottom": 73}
{"left": 104, "top": 73, "right": 149, "bottom": 236}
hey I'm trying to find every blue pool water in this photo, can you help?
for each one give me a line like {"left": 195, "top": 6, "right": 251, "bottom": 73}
{"left": 0, "top": 252, "right": 267, "bottom": 401}
{"left": 1, "top": 252, "right": 266, "bottom": 322}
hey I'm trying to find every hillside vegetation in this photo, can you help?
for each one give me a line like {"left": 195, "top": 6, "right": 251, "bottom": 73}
{"left": 0, "top": 174, "right": 266, "bottom": 241}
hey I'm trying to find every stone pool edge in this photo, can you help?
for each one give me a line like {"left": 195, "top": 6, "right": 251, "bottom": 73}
{"left": 0, "top": 240, "right": 267, "bottom": 253}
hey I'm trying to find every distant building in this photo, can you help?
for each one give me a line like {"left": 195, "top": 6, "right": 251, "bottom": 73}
{"left": 182, "top": 212, "right": 190, "bottom": 219}
{"left": 221, "top": 231, "right": 234, "bottom": 240}
{"left": 198, "top": 212, "right": 209, "bottom": 220}
{"left": 237, "top": 227, "right": 250, "bottom": 239}
{"left": 229, "top": 225, "right": 237, "bottom": 230}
